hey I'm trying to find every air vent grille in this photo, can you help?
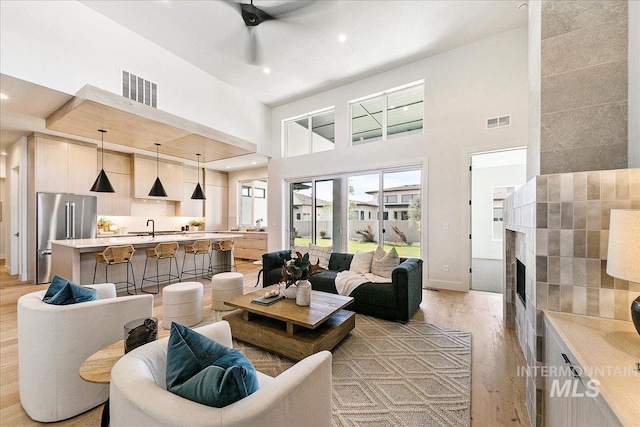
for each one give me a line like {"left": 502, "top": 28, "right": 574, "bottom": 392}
{"left": 487, "top": 115, "right": 510, "bottom": 129}
{"left": 122, "top": 70, "right": 157, "bottom": 108}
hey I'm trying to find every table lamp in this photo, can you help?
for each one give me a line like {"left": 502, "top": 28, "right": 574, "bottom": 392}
{"left": 606, "top": 209, "right": 640, "bottom": 335}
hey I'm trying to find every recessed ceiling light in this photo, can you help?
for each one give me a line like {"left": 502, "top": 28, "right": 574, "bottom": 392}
{"left": 338, "top": 33, "right": 347, "bottom": 43}
{"left": 226, "top": 166, "right": 231, "bottom": 169}
{"left": 1, "top": 151, "right": 7, "bottom": 156}
{"left": 390, "top": 105, "right": 395, "bottom": 109}
{"left": 263, "top": 67, "right": 271, "bottom": 74}
{"left": 252, "top": 161, "right": 257, "bottom": 165}
{"left": 0, "top": 93, "right": 8, "bottom": 100}
{"left": 402, "top": 106, "right": 409, "bottom": 112}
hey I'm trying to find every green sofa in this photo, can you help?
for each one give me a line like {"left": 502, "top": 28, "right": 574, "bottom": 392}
{"left": 262, "top": 250, "right": 423, "bottom": 322}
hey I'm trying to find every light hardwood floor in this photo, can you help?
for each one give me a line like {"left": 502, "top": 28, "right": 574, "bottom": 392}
{"left": 0, "top": 261, "right": 529, "bottom": 426}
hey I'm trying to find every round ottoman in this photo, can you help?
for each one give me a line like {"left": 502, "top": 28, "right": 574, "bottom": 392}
{"left": 162, "top": 281, "right": 203, "bottom": 328}
{"left": 211, "top": 272, "right": 244, "bottom": 311}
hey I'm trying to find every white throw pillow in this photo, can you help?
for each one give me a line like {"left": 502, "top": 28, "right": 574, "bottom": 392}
{"left": 371, "top": 247, "right": 400, "bottom": 279}
{"left": 349, "top": 251, "right": 374, "bottom": 275}
{"left": 307, "top": 244, "right": 332, "bottom": 269}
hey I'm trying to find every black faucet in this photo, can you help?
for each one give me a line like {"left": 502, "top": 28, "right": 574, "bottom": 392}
{"left": 146, "top": 219, "right": 155, "bottom": 238}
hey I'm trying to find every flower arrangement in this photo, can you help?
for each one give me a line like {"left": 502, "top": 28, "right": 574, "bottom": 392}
{"left": 282, "top": 252, "right": 311, "bottom": 288}
{"left": 189, "top": 219, "right": 204, "bottom": 227}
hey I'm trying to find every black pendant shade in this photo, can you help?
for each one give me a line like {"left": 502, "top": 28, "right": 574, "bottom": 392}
{"left": 90, "top": 129, "right": 115, "bottom": 193}
{"left": 149, "top": 177, "right": 167, "bottom": 197}
{"left": 148, "top": 143, "right": 168, "bottom": 197}
{"left": 190, "top": 153, "right": 206, "bottom": 200}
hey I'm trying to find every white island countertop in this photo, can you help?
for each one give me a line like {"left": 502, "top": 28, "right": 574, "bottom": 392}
{"left": 50, "top": 233, "right": 242, "bottom": 250}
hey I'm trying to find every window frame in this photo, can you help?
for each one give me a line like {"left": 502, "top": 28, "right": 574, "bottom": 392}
{"left": 283, "top": 106, "right": 335, "bottom": 157}
{"left": 349, "top": 80, "right": 424, "bottom": 146}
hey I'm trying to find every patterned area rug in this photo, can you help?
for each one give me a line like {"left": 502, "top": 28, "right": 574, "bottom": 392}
{"left": 232, "top": 314, "right": 472, "bottom": 427}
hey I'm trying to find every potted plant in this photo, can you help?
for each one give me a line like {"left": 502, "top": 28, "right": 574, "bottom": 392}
{"left": 188, "top": 219, "right": 204, "bottom": 231}
{"left": 282, "top": 253, "right": 312, "bottom": 306}
{"left": 97, "top": 217, "right": 112, "bottom": 233}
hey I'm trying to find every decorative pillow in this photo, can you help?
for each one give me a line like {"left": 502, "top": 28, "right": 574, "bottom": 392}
{"left": 166, "top": 322, "right": 259, "bottom": 408}
{"left": 371, "top": 247, "right": 400, "bottom": 279}
{"left": 308, "top": 244, "right": 332, "bottom": 269}
{"left": 43, "top": 276, "right": 98, "bottom": 305}
{"left": 349, "top": 251, "right": 374, "bottom": 274}
{"left": 290, "top": 245, "right": 308, "bottom": 259}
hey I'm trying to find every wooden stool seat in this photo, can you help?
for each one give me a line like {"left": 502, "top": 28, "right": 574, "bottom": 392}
{"left": 141, "top": 242, "right": 180, "bottom": 294}
{"left": 93, "top": 245, "right": 136, "bottom": 295}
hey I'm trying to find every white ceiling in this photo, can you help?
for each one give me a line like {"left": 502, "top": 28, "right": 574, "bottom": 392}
{"left": 81, "top": 0, "right": 528, "bottom": 107}
{"left": 1, "top": 0, "right": 527, "bottom": 170}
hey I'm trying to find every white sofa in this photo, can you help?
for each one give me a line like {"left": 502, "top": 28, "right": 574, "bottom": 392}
{"left": 17, "top": 283, "right": 154, "bottom": 422}
{"left": 110, "top": 321, "right": 333, "bottom": 427}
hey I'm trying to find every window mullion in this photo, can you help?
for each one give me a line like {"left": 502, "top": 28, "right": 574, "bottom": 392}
{"left": 308, "top": 116, "right": 313, "bottom": 154}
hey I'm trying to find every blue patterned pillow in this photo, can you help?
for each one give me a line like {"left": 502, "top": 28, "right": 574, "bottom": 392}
{"left": 166, "top": 322, "right": 259, "bottom": 408}
{"left": 43, "top": 276, "right": 98, "bottom": 305}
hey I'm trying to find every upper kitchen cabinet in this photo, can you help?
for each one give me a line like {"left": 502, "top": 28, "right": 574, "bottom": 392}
{"left": 31, "top": 134, "right": 97, "bottom": 195}
{"left": 96, "top": 150, "right": 132, "bottom": 216}
{"left": 132, "top": 154, "right": 184, "bottom": 201}
{"left": 204, "top": 169, "right": 228, "bottom": 231}
{"left": 179, "top": 165, "right": 204, "bottom": 217}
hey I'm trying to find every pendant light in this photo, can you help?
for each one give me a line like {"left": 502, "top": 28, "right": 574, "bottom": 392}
{"left": 148, "top": 143, "right": 167, "bottom": 197}
{"left": 190, "top": 153, "right": 206, "bottom": 200}
{"left": 90, "top": 129, "right": 115, "bottom": 193}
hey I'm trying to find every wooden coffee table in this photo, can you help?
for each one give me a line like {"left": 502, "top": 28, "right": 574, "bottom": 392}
{"left": 222, "top": 285, "right": 355, "bottom": 361}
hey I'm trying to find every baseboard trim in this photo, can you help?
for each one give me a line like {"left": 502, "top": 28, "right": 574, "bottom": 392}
{"left": 424, "top": 279, "right": 468, "bottom": 292}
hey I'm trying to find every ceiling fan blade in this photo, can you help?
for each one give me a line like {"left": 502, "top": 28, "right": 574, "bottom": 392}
{"left": 246, "top": 26, "right": 261, "bottom": 65}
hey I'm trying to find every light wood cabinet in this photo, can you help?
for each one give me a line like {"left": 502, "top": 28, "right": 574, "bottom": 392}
{"left": 33, "top": 135, "right": 97, "bottom": 195}
{"left": 179, "top": 166, "right": 204, "bottom": 217}
{"left": 132, "top": 154, "right": 184, "bottom": 201}
{"left": 544, "top": 315, "right": 622, "bottom": 427}
{"left": 233, "top": 232, "right": 268, "bottom": 260}
{"left": 96, "top": 150, "right": 132, "bottom": 216}
{"left": 204, "top": 169, "right": 228, "bottom": 231}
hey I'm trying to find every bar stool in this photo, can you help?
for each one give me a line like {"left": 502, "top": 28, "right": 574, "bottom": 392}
{"left": 207, "top": 239, "right": 236, "bottom": 277}
{"left": 93, "top": 245, "right": 136, "bottom": 295}
{"left": 141, "top": 242, "right": 180, "bottom": 294}
{"left": 180, "top": 239, "right": 211, "bottom": 281}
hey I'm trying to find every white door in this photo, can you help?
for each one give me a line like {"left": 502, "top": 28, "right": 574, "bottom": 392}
{"left": 10, "top": 165, "right": 21, "bottom": 277}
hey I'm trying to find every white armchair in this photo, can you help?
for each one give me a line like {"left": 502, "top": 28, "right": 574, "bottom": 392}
{"left": 17, "top": 283, "right": 154, "bottom": 422}
{"left": 110, "top": 321, "right": 333, "bottom": 427}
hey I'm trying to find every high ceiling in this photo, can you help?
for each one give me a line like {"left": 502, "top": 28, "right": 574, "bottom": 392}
{"left": 82, "top": 0, "right": 528, "bottom": 107}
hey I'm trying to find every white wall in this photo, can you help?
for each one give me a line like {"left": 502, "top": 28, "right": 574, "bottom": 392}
{"left": 0, "top": 0, "right": 270, "bottom": 150}
{"left": 472, "top": 164, "right": 526, "bottom": 259}
{"left": 269, "top": 26, "right": 529, "bottom": 291}
{"left": 629, "top": 0, "right": 640, "bottom": 167}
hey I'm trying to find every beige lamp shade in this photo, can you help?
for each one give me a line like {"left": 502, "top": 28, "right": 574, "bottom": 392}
{"left": 606, "top": 209, "right": 640, "bottom": 283}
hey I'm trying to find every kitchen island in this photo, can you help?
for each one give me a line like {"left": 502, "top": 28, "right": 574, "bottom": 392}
{"left": 50, "top": 233, "right": 241, "bottom": 287}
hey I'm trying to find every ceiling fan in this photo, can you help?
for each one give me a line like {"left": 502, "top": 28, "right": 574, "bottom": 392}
{"left": 227, "top": 0, "right": 314, "bottom": 64}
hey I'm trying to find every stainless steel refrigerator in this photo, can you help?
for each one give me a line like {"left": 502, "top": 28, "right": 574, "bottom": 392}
{"left": 36, "top": 192, "right": 97, "bottom": 284}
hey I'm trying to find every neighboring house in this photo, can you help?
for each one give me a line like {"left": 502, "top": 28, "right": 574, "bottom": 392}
{"left": 365, "top": 184, "right": 420, "bottom": 221}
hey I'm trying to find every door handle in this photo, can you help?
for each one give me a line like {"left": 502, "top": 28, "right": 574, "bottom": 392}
{"left": 13, "top": 232, "right": 19, "bottom": 237}
{"left": 65, "top": 202, "right": 70, "bottom": 239}
{"left": 70, "top": 203, "right": 76, "bottom": 239}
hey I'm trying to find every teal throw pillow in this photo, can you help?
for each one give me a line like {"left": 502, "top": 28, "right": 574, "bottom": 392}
{"left": 43, "top": 276, "right": 98, "bottom": 305}
{"left": 166, "top": 322, "right": 259, "bottom": 408}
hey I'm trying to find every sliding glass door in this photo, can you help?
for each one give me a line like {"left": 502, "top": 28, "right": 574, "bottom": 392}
{"left": 289, "top": 166, "right": 422, "bottom": 257}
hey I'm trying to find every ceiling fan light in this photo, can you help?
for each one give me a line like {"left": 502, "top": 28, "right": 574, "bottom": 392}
{"left": 149, "top": 177, "right": 168, "bottom": 197}
{"left": 191, "top": 182, "right": 206, "bottom": 200}
{"left": 90, "top": 169, "right": 115, "bottom": 193}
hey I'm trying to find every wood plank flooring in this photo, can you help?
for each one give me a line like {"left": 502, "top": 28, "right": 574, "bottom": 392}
{"left": 0, "top": 261, "right": 529, "bottom": 426}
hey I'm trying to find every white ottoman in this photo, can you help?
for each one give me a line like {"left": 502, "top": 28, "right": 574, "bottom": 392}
{"left": 162, "top": 281, "right": 203, "bottom": 328}
{"left": 211, "top": 272, "right": 244, "bottom": 311}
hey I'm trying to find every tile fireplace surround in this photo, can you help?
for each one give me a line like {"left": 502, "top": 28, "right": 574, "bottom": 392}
{"left": 503, "top": 167, "right": 640, "bottom": 427}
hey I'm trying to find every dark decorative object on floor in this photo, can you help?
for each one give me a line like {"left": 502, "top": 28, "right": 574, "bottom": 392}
{"left": 632, "top": 297, "right": 640, "bottom": 335}
{"left": 124, "top": 317, "right": 158, "bottom": 353}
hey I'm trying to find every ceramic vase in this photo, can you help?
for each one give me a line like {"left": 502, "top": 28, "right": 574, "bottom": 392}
{"left": 284, "top": 284, "right": 297, "bottom": 299}
{"left": 296, "top": 279, "right": 311, "bottom": 306}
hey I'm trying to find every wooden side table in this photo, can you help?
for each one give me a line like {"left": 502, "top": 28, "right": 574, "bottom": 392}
{"left": 79, "top": 329, "right": 169, "bottom": 426}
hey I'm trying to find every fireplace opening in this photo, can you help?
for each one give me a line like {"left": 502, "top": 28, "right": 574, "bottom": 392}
{"left": 517, "top": 259, "right": 526, "bottom": 307}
